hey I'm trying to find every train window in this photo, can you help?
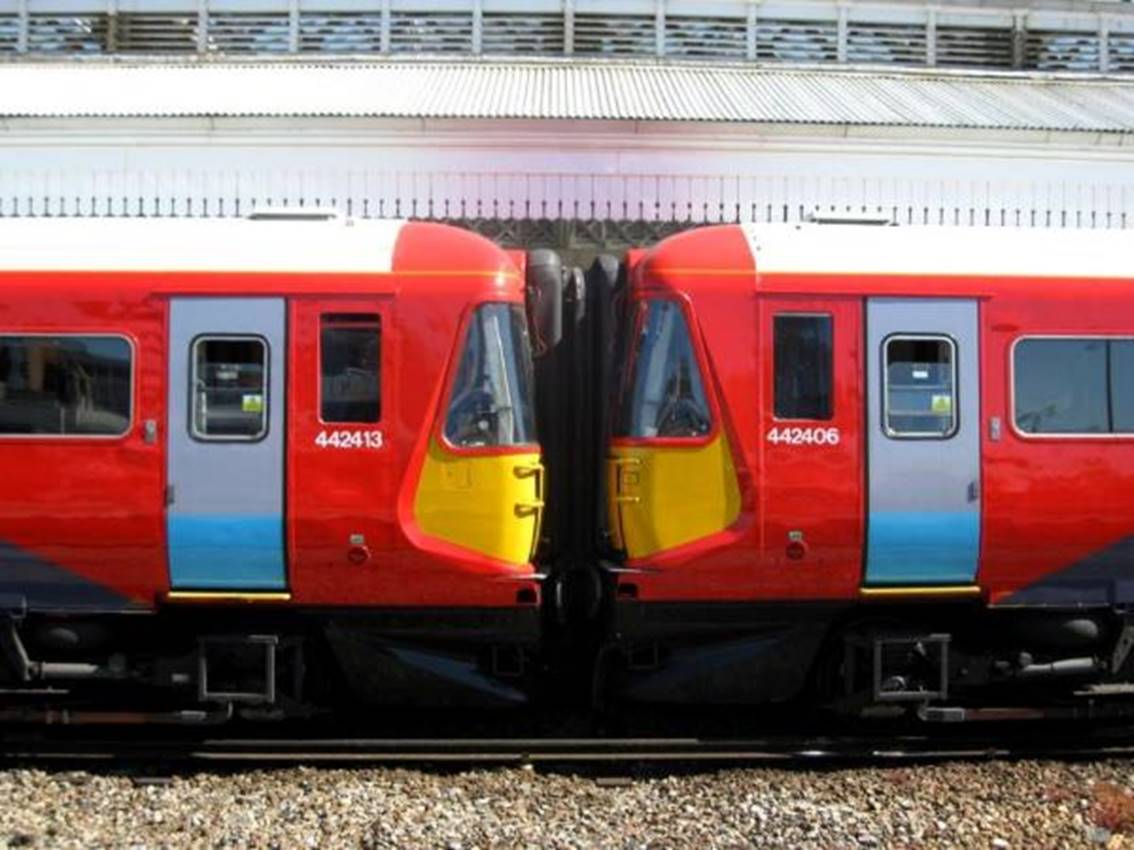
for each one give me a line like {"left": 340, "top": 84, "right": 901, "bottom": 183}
{"left": 443, "top": 303, "right": 536, "bottom": 448}
{"left": 883, "top": 335, "right": 957, "bottom": 439}
{"left": 616, "top": 300, "right": 711, "bottom": 439}
{"left": 1014, "top": 337, "right": 1134, "bottom": 436}
{"left": 320, "top": 314, "right": 381, "bottom": 423}
{"left": 0, "top": 335, "right": 132, "bottom": 437}
{"left": 1110, "top": 341, "right": 1134, "bottom": 433}
{"left": 190, "top": 336, "right": 268, "bottom": 442}
{"left": 774, "top": 314, "right": 833, "bottom": 420}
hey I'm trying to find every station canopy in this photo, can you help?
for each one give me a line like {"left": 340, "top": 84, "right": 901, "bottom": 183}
{"left": 0, "top": 59, "right": 1133, "bottom": 135}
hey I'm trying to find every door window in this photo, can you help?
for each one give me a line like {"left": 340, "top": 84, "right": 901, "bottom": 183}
{"left": 773, "top": 314, "right": 833, "bottom": 420}
{"left": 883, "top": 335, "right": 957, "bottom": 438}
{"left": 320, "top": 314, "right": 381, "bottom": 424}
{"left": 191, "top": 337, "right": 268, "bottom": 441}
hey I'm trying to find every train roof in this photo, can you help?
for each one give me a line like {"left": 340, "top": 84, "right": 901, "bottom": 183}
{"left": 639, "top": 223, "right": 1134, "bottom": 292}
{"left": 0, "top": 216, "right": 523, "bottom": 299}
{"left": 742, "top": 223, "right": 1134, "bottom": 281}
{"left": 0, "top": 215, "right": 409, "bottom": 274}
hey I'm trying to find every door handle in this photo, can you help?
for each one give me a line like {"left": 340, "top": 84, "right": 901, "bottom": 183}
{"left": 967, "top": 480, "right": 979, "bottom": 503}
{"left": 513, "top": 462, "right": 545, "bottom": 561}
{"left": 513, "top": 463, "right": 545, "bottom": 517}
{"left": 611, "top": 456, "right": 642, "bottom": 501}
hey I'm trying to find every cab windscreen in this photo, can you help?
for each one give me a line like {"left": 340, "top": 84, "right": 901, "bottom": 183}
{"left": 616, "top": 299, "right": 711, "bottom": 439}
{"left": 444, "top": 303, "right": 537, "bottom": 448}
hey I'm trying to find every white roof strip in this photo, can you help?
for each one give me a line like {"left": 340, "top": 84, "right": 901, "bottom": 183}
{"left": 744, "top": 223, "right": 1134, "bottom": 280}
{"left": 0, "top": 60, "right": 1132, "bottom": 133}
{"left": 0, "top": 218, "right": 405, "bottom": 273}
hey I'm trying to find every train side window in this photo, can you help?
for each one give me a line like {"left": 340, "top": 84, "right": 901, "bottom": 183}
{"left": 883, "top": 335, "right": 957, "bottom": 439}
{"left": 616, "top": 299, "right": 711, "bottom": 439}
{"left": 0, "top": 335, "right": 132, "bottom": 436}
{"left": 1014, "top": 337, "right": 1134, "bottom": 436}
{"left": 1110, "top": 341, "right": 1134, "bottom": 433}
{"left": 320, "top": 314, "right": 381, "bottom": 423}
{"left": 774, "top": 314, "right": 833, "bottom": 420}
{"left": 190, "top": 336, "right": 268, "bottom": 442}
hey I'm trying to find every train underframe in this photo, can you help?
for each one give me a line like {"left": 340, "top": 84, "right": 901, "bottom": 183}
{"left": 1, "top": 597, "right": 1134, "bottom": 728}
{"left": 0, "top": 605, "right": 542, "bottom": 726}
{"left": 602, "top": 598, "right": 1134, "bottom": 723}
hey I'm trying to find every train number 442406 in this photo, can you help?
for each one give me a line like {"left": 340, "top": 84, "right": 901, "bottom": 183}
{"left": 765, "top": 426, "right": 841, "bottom": 446}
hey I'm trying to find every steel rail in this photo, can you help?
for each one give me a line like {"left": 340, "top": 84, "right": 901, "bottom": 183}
{"left": 4, "top": 732, "right": 1134, "bottom": 766}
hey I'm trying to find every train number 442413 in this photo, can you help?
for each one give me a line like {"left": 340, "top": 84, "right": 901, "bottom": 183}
{"left": 765, "top": 426, "right": 841, "bottom": 446}
{"left": 315, "top": 430, "right": 385, "bottom": 450}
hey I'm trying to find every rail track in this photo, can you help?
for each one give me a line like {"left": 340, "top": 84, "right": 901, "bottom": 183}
{"left": 5, "top": 725, "right": 1134, "bottom": 767}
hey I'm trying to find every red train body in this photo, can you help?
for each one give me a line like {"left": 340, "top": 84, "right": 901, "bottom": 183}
{"left": 601, "top": 222, "right": 1134, "bottom": 708}
{"left": 2, "top": 215, "right": 1134, "bottom": 722}
{"left": 0, "top": 216, "right": 544, "bottom": 710}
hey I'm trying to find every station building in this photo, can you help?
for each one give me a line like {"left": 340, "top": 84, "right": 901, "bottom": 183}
{"left": 0, "top": 0, "right": 1131, "bottom": 256}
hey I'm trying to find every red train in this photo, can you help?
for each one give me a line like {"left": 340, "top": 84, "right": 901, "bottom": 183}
{"left": 0, "top": 215, "right": 545, "bottom": 714}
{"left": 0, "top": 214, "right": 1132, "bottom": 724}
{"left": 599, "top": 221, "right": 1134, "bottom": 714}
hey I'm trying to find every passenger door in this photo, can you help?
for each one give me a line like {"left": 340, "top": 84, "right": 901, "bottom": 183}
{"left": 758, "top": 297, "right": 863, "bottom": 597}
{"left": 166, "top": 298, "right": 287, "bottom": 591}
{"left": 864, "top": 298, "right": 981, "bottom": 586}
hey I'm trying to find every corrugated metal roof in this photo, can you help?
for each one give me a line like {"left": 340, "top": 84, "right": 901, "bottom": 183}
{"left": 1, "top": 59, "right": 1133, "bottom": 133}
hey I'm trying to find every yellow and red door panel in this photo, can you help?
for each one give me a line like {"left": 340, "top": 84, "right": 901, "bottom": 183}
{"left": 410, "top": 303, "right": 543, "bottom": 569}
{"left": 609, "top": 296, "right": 741, "bottom": 560}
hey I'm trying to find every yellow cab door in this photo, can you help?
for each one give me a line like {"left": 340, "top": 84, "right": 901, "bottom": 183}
{"left": 609, "top": 298, "right": 740, "bottom": 559}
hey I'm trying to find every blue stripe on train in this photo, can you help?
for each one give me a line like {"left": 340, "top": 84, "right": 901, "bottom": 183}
{"left": 167, "top": 514, "right": 286, "bottom": 590}
{"left": 865, "top": 510, "right": 980, "bottom": 585}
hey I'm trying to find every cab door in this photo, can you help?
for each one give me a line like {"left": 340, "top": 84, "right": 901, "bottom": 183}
{"left": 864, "top": 298, "right": 981, "bottom": 586}
{"left": 166, "top": 298, "right": 287, "bottom": 590}
{"left": 757, "top": 297, "right": 863, "bottom": 597}
{"left": 287, "top": 299, "right": 396, "bottom": 603}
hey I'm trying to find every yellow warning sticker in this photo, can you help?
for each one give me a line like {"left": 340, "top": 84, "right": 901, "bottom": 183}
{"left": 931, "top": 394, "right": 953, "bottom": 414}
{"left": 242, "top": 394, "right": 264, "bottom": 413}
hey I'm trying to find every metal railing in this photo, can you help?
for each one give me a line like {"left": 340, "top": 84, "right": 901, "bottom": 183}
{"left": 0, "top": 168, "right": 1127, "bottom": 234}
{"left": 0, "top": 0, "right": 1132, "bottom": 73}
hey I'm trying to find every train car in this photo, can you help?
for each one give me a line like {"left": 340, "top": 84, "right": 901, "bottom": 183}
{"left": 0, "top": 214, "right": 547, "bottom": 721}
{"left": 602, "top": 221, "right": 1134, "bottom": 719}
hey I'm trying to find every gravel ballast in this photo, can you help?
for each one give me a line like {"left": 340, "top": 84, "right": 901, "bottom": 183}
{"left": 0, "top": 759, "right": 1132, "bottom": 849}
